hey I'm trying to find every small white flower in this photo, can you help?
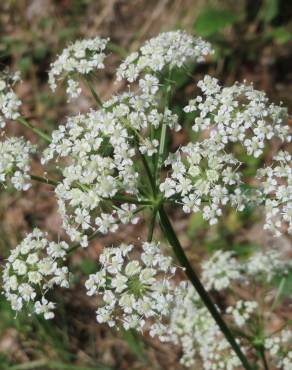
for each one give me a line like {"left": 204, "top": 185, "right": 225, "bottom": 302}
{"left": 117, "top": 204, "right": 139, "bottom": 225}
{"left": 34, "top": 297, "right": 56, "bottom": 320}
{"left": 95, "top": 213, "right": 118, "bottom": 234}
{"left": 117, "top": 31, "right": 213, "bottom": 82}
{"left": 0, "top": 137, "right": 35, "bottom": 191}
{"left": 49, "top": 36, "right": 109, "bottom": 99}
{"left": 139, "top": 138, "right": 159, "bottom": 156}
{"left": 256, "top": 151, "right": 292, "bottom": 236}
{"left": 139, "top": 74, "right": 159, "bottom": 95}
{"left": 66, "top": 79, "right": 82, "bottom": 100}
{"left": 0, "top": 71, "right": 21, "bottom": 127}
{"left": 85, "top": 242, "right": 176, "bottom": 332}
{"left": 2, "top": 229, "right": 69, "bottom": 319}
{"left": 202, "top": 251, "right": 241, "bottom": 291}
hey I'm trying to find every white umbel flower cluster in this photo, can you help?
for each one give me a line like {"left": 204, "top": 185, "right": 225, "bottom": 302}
{"left": 264, "top": 330, "right": 292, "bottom": 370}
{"left": 245, "top": 249, "right": 290, "bottom": 282}
{"left": 257, "top": 151, "right": 292, "bottom": 236}
{"left": 157, "top": 282, "right": 242, "bottom": 369}
{"left": 184, "top": 75, "right": 290, "bottom": 158}
{"left": 48, "top": 36, "right": 109, "bottom": 100}
{"left": 226, "top": 300, "right": 258, "bottom": 327}
{"left": 85, "top": 242, "right": 176, "bottom": 332}
{"left": 0, "top": 71, "right": 21, "bottom": 128}
{"left": 161, "top": 76, "right": 291, "bottom": 231}
{"left": 3, "top": 229, "right": 69, "bottom": 319}
{"left": 117, "top": 30, "right": 213, "bottom": 82}
{"left": 202, "top": 250, "right": 241, "bottom": 291}
{"left": 42, "top": 110, "right": 137, "bottom": 246}
{"left": 160, "top": 138, "right": 253, "bottom": 225}
{"left": 0, "top": 137, "right": 36, "bottom": 191}
{"left": 42, "top": 92, "right": 180, "bottom": 246}
{"left": 202, "top": 249, "right": 290, "bottom": 291}
{"left": 156, "top": 249, "right": 291, "bottom": 368}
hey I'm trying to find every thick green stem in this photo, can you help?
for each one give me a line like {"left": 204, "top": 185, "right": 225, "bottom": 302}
{"left": 83, "top": 76, "right": 103, "bottom": 108}
{"left": 258, "top": 347, "right": 269, "bottom": 370}
{"left": 17, "top": 117, "right": 51, "bottom": 143}
{"left": 158, "top": 206, "right": 253, "bottom": 370}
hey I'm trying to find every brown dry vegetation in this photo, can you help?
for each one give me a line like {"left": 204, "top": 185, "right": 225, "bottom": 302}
{"left": 0, "top": 1, "right": 291, "bottom": 369}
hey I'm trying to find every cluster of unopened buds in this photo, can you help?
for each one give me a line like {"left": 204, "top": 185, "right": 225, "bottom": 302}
{"left": 0, "top": 30, "right": 291, "bottom": 369}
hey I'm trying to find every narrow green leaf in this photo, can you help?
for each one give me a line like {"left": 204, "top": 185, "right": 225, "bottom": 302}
{"left": 122, "top": 329, "right": 149, "bottom": 365}
{"left": 194, "top": 9, "right": 240, "bottom": 37}
{"left": 79, "top": 258, "right": 98, "bottom": 274}
{"left": 273, "top": 270, "right": 292, "bottom": 298}
{"left": 260, "top": 0, "right": 279, "bottom": 22}
{"left": 267, "top": 27, "right": 292, "bottom": 44}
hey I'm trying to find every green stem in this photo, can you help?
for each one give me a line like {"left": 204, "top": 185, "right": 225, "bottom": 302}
{"left": 110, "top": 195, "right": 152, "bottom": 206}
{"left": 30, "top": 174, "right": 58, "bottom": 186}
{"left": 258, "top": 347, "right": 269, "bottom": 370}
{"left": 17, "top": 117, "right": 51, "bottom": 143}
{"left": 155, "top": 122, "right": 167, "bottom": 188}
{"left": 158, "top": 206, "right": 253, "bottom": 370}
{"left": 147, "top": 209, "right": 157, "bottom": 242}
{"left": 129, "top": 126, "right": 156, "bottom": 195}
{"left": 83, "top": 75, "right": 103, "bottom": 108}
{"left": 271, "top": 277, "right": 286, "bottom": 310}
{"left": 140, "top": 153, "right": 156, "bottom": 194}
{"left": 154, "top": 70, "right": 173, "bottom": 189}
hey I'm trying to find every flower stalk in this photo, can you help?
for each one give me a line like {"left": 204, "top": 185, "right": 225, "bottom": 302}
{"left": 158, "top": 206, "right": 253, "bottom": 370}
{"left": 83, "top": 75, "right": 103, "bottom": 108}
{"left": 17, "top": 117, "right": 51, "bottom": 143}
{"left": 147, "top": 208, "right": 157, "bottom": 242}
{"left": 30, "top": 174, "right": 58, "bottom": 186}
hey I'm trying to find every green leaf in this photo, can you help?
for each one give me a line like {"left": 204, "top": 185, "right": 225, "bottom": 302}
{"left": 17, "top": 57, "right": 32, "bottom": 73}
{"left": 260, "top": 0, "right": 279, "bottom": 23}
{"left": 38, "top": 17, "right": 54, "bottom": 30}
{"left": 58, "top": 27, "right": 77, "bottom": 42}
{"left": 267, "top": 27, "right": 292, "bottom": 44}
{"left": 0, "top": 353, "right": 9, "bottom": 368}
{"left": 187, "top": 212, "right": 208, "bottom": 237}
{"left": 79, "top": 258, "right": 98, "bottom": 274}
{"left": 232, "top": 243, "right": 259, "bottom": 258}
{"left": 194, "top": 9, "right": 240, "bottom": 37}
{"left": 33, "top": 46, "right": 49, "bottom": 61}
{"left": 122, "top": 329, "right": 149, "bottom": 365}
{"left": 273, "top": 269, "right": 292, "bottom": 298}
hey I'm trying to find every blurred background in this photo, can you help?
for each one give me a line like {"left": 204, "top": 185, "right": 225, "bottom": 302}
{"left": 0, "top": 0, "right": 291, "bottom": 369}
